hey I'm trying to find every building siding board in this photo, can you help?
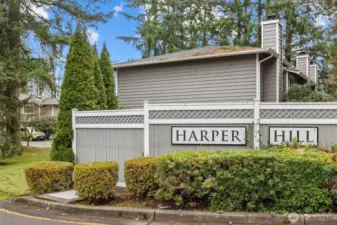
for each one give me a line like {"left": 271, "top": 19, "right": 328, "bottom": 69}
{"left": 278, "top": 23, "right": 283, "bottom": 100}
{"left": 309, "top": 65, "right": 316, "bottom": 83}
{"left": 76, "top": 128, "right": 144, "bottom": 182}
{"left": 262, "top": 58, "right": 277, "bottom": 102}
{"left": 262, "top": 24, "right": 277, "bottom": 50}
{"left": 118, "top": 55, "right": 257, "bottom": 108}
{"left": 297, "top": 57, "right": 308, "bottom": 77}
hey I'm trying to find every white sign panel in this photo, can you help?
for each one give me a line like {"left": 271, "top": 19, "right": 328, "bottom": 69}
{"left": 172, "top": 127, "right": 246, "bottom": 145}
{"left": 269, "top": 127, "right": 318, "bottom": 146}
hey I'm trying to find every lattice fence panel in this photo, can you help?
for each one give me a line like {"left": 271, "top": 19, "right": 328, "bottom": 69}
{"left": 149, "top": 109, "right": 253, "bottom": 119}
{"left": 260, "top": 109, "right": 337, "bottom": 119}
{"left": 76, "top": 115, "right": 144, "bottom": 124}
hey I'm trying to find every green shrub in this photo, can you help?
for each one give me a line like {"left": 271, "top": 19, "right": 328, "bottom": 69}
{"left": 32, "top": 116, "right": 57, "bottom": 139}
{"left": 24, "top": 162, "right": 74, "bottom": 195}
{"left": 74, "top": 162, "right": 118, "bottom": 202}
{"left": 281, "top": 85, "right": 326, "bottom": 102}
{"left": 156, "top": 150, "right": 337, "bottom": 213}
{"left": 125, "top": 157, "right": 158, "bottom": 198}
{"left": 332, "top": 145, "right": 337, "bottom": 152}
{"left": 50, "top": 145, "right": 74, "bottom": 163}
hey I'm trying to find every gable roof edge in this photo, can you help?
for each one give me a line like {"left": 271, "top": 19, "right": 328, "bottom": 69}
{"left": 114, "top": 48, "right": 277, "bottom": 69}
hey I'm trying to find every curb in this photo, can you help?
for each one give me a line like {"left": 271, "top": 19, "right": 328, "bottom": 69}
{"left": 10, "top": 196, "right": 337, "bottom": 224}
{"left": 155, "top": 209, "right": 303, "bottom": 224}
{"left": 14, "top": 196, "right": 155, "bottom": 221}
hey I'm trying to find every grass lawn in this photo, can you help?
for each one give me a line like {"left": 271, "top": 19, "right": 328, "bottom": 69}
{"left": 0, "top": 192, "right": 9, "bottom": 200}
{"left": 0, "top": 147, "right": 50, "bottom": 196}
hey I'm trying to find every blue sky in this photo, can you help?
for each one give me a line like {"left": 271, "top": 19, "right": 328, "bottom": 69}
{"left": 29, "top": 1, "right": 331, "bottom": 65}
{"left": 87, "top": 1, "right": 141, "bottom": 64}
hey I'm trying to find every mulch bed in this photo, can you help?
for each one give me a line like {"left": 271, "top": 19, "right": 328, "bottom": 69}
{"left": 77, "top": 187, "right": 209, "bottom": 210}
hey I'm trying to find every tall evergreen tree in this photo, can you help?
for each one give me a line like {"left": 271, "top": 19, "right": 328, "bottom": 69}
{"left": 328, "top": 16, "right": 337, "bottom": 98}
{"left": 120, "top": 0, "right": 329, "bottom": 63}
{"left": 51, "top": 26, "right": 98, "bottom": 162}
{"left": 100, "top": 43, "right": 118, "bottom": 109}
{"left": 92, "top": 47, "right": 107, "bottom": 109}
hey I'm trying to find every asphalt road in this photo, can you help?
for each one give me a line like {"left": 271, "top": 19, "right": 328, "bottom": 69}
{"left": 21, "top": 140, "right": 52, "bottom": 148}
{"left": 0, "top": 201, "right": 217, "bottom": 225}
{"left": 0, "top": 207, "right": 148, "bottom": 225}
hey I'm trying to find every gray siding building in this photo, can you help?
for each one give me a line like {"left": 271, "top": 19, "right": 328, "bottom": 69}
{"left": 114, "top": 18, "right": 318, "bottom": 108}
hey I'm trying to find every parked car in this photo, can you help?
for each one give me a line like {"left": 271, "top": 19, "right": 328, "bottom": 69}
{"left": 20, "top": 127, "right": 46, "bottom": 141}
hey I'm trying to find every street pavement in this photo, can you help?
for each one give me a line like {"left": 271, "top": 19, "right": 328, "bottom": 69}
{"left": 21, "top": 140, "right": 52, "bottom": 148}
{"left": 0, "top": 201, "right": 220, "bottom": 225}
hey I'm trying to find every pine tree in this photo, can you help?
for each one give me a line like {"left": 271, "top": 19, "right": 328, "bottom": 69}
{"left": 92, "top": 47, "right": 107, "bottom": 109}
{"left": 0, "top": 0, "right": 113, "bottom": 155}
{"left": 51, "top": 26, "right": 98, "bottom": 162}
{"left": 100, "top": 43, "right": 118, "bottom": 109}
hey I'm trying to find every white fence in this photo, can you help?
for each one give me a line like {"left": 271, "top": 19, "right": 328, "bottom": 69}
{"left": 72, "top": 100, "right": 337, "bottom": 181}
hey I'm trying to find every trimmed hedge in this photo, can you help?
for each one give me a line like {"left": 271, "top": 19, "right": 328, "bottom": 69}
{"left": 74, "top": 162, "right": 118, "bottom": 202}
{"left": 24, "top": 162, "right": 74, "bottom": 195}
{"left": 125, "top": 157, "right": 158, "bottom": 198}
{"left": 156, "top": 150, "right": 337, "bottom": 213}
{"left": 332, "top": 145, "right": 337, "bottom": 152}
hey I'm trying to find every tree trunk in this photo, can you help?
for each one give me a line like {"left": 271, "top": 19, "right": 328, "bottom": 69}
{"left": 257, "top": 0, "right": 262, "bottom": 46}
{"left": 8, "top": 0, "right": 22, "bottom": 147}
{"left": 285, "top": 3, "right": 294, "bottom": 61}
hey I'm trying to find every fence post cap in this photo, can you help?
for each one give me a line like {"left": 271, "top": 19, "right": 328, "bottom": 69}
{"left": 143, "top": 100, "right": 149, "bottom": 103}
{"left": 72, "top": 108, "right": 78, "bottom": 111}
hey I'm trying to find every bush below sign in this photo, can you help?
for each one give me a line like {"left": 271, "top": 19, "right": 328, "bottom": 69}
{"left": 156, "top": 149, "right": 337, "bottom": 213}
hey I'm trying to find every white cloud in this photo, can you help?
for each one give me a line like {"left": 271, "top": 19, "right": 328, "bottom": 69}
{"left": 315, "top": 15, "right": 328, "bottom": 27}
{"left": 86, "top": 29, "right": 100, "bottom": 45}
{"left": 22, "top": 0, "right": 49, "bottom": 20}
{"left": 113, "top": 3, "right": 123, "bottom": 17}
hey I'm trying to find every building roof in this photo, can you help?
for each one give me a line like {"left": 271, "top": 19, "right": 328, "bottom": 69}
{"left": 42, "top": 98, "right": 58, "bottom": 105}
{"left": 285, "top": 68, "right": 308, "bottom": 81}
{"left": 113, "top": 46, "right": 277, "bottom": 69}
{"left": 18, "top": 94, "right": 42, "bottom": 105}
{"left": 18, "top": 94, "right": 58, "bottom": 105}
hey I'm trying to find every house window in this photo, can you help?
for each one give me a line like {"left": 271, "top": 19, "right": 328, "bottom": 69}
{"left": 289, "top": 76, "right": 295, "bottom": 88}
{"left": 23, "top": 104, "right": 35, "bottom": 114}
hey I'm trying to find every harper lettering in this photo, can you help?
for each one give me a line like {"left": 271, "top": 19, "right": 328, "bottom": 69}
{"left": 172, "top": 127, "right": 246, "bottom": 145}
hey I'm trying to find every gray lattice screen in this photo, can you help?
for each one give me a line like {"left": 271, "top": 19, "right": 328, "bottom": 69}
{"left": 149, "top": 109, "right": 253, "bottom": 119}
{"left": 260, "top": 109, "right": 337, "bottom": 119}
{"left": 76, "top": 115, "right": 144, "bottom": 124}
